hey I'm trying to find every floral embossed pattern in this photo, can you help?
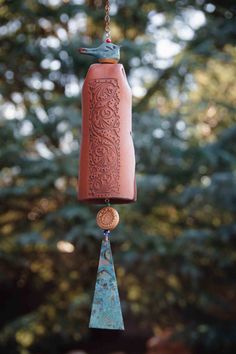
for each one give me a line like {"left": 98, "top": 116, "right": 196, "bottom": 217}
{"left": 88, "top": 78, "right": 120, "bottom": 198}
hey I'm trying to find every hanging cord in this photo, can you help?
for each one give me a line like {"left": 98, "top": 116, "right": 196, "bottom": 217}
{"left": 104, "top": 0, "right": 111, "bottom": 42}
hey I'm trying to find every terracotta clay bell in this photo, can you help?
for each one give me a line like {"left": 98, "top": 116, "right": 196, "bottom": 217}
{"left": 78, "top": 42, "right": 136, "bottom": 204}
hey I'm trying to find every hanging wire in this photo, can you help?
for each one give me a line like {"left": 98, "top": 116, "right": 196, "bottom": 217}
{"left": 103, "top": 229, "right": 110, "bottom": 242}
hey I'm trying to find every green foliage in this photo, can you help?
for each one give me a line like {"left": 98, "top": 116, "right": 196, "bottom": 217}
{"left": 0, "top": 0, "right": 236, "bottom": 353}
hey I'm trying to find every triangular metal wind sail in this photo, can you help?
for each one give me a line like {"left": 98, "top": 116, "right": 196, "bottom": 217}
{"left": 89, "top": 238, "right": 124, "bottom": 330}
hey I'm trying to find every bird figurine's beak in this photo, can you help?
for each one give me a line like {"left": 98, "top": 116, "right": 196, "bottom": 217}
{"left": 79, "top": 48, "right": 87, "bottom": 54}
{"left": 79, "top": 47, "right": 96, "bottom": 56}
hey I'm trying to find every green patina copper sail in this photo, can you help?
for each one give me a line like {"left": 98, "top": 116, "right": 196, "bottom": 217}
{"left": 89, "top": 239, "right": 124, "bottom": 330}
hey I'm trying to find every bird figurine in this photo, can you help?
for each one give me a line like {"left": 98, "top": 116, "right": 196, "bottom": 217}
{"left": 79, "top": 42, "right": 120, "bottom": 63}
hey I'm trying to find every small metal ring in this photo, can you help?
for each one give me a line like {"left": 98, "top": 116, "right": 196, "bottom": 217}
{"left": 104, "top": 198, "right": 110, "bottom": 205}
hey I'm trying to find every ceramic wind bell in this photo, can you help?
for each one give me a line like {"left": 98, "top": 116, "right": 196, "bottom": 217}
{"left": 78, "top": 1, "right": 136, "bottom": 330}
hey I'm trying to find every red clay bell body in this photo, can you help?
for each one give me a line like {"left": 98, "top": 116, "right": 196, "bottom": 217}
{"left": 78, "top": 42, "right": 136, "bottom": 204}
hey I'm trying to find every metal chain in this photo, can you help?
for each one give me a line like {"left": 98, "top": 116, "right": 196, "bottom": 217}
{"left": 104, "top": 0, "right": 111, "bottom": 40}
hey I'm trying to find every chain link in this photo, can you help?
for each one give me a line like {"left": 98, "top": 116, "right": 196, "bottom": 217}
{"left": 95, "top": 0, "right": 111, "bottom": 40}
{"left": 104, "top": 0, "right": 111, "bottom": 40}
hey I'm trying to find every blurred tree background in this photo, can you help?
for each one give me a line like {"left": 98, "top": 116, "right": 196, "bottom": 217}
{"left": 0, "top": 0, "right": 236, "bottom": 353}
